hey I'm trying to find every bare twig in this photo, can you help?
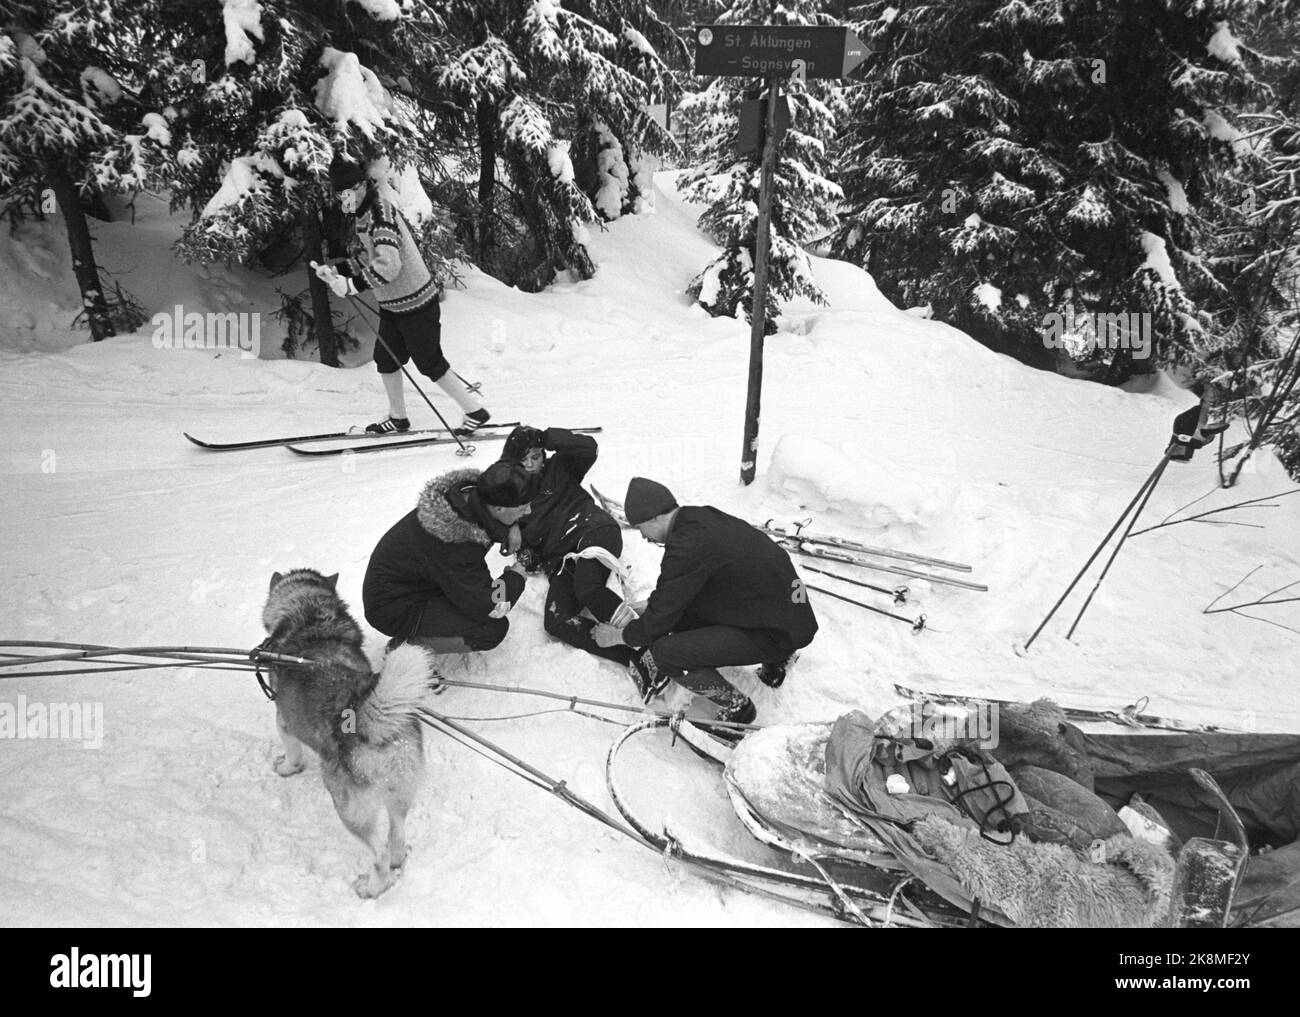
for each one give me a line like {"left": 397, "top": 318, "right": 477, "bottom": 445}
{"left": 1133, "top": 488, "right": 1300, "bottom": 537}
{"left": 1204, "top": 565, "right": 1264, "bottom": 613}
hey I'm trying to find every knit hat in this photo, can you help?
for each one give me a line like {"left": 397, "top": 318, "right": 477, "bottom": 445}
{"left": 329, "top": 154, "right": 368, "bottom": 192}
{"left": 477, "top": 461, "right": 535, "bottom": 508}
{"left": 624, "top": 477, "right": 678, "bottom": 525}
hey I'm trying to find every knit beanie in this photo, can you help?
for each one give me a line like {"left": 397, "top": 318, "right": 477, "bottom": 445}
{"left": 329, "top": 154, "right": 368, "bottom": 192}
{"left": 477, "top": 461, "right": 536, "bottom": 508}
{"left": 624, "top": 477, "right": 678, "bottom": 525}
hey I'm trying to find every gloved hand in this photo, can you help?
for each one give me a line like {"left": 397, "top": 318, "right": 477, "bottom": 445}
{"left": 310, "top": 260, "right": 357, "bottom": 297}
{"left": 515, "top": 546, "right": 543, "bottom": 574}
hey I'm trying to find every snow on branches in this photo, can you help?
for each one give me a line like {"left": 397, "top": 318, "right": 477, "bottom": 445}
{"left": 314, "top": 48, "right": 395, "bottom": 139}
{"left": 223, "top": 0, "right": 264, "bottom": 67}
{"left": 678, "top": 1, "right": 842, "bottom": 330}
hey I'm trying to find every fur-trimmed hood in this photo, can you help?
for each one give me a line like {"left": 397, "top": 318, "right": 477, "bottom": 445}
{"left": 416, "top": 468, "right": 492, "bottom": 546}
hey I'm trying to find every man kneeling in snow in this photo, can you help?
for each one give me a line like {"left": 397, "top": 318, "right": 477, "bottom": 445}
{"left": 593, "top": 478, "right": 819, "bottom": 725}
{"left": 363, "top": 464, "right": 532, "bottom": 654}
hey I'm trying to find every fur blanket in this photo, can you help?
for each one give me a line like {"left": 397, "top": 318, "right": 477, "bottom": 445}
{"left": 912, "top": 814, "right": 1175, "bottom": 928}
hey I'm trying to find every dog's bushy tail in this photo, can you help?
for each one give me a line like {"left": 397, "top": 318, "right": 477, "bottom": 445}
{"left": 360, "top": 643, "right": 439, "bottom": 741}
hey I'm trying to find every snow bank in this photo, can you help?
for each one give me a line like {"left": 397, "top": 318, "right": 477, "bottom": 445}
{"left": 766, "top": 434, "right": 942, "bottom": 532}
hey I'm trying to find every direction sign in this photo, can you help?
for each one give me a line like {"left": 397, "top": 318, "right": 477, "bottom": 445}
{"left": 693, "top": 24, "right": 872, "bottom": 80}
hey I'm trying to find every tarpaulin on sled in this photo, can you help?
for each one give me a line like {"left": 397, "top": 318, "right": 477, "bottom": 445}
{"left": 1081, "top": 731, "right": 1300, "bottom": 847}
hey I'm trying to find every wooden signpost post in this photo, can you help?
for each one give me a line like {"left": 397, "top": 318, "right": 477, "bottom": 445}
{"left": 693, "top": 24, "right": 872, "bottom": 485}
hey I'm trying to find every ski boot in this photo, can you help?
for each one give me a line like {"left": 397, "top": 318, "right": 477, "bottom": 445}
{"left": 627, "top": 649, "right": 670, "bottom": 704}
{"left": 365, "top": 416, "right": 410, "bottom": 435}
{"left": 756, "top": 651, "right": 799, "bottom": 689}
{"left": 453, "top": 408, "right": 491, "bottom": 437}
{"left": 701, "top": 691, "right": 757, "bottom": 743}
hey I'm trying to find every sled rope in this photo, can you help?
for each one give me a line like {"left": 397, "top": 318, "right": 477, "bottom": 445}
{"left": 436, "top": 706, "right": 624, "bottom": 726}
{"left": 0, "top": 641, "right": 314, "bottom": 678}
{"left": 429, "top": 677, "right": 763, "bottom": 734}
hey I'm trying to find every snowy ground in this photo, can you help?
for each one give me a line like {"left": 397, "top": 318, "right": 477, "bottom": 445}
{"left": 2, "top": 174, "right": 1298, "bottom": 926}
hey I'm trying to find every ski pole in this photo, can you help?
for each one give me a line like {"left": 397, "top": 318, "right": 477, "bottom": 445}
{"left": 1064, "top": 456, "right": 1170, "bottom": 640}
{"left": 345, "top": 294, "right": 473, "bottom": 456}
{"left": 453, "top": 370, "right": 482, "bottom": 395}
{"left": 1023, "top": 455, "right": 1169, "bottom": 651}
{"left": 798, "top": 562, "right": 908, "bottom": 604}
{"left": 804, "top": 582, "right": 926, "bottom": 633}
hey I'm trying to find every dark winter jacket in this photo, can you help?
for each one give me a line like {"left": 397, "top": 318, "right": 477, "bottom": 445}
{"left": 363, "top": 468, "right": 526, "bottom": 638}
{"left": 515, "top": 428, "right": 616, "bottom": 565}
{"left": 620, "top": 506, "right": 819, "bottom": 650}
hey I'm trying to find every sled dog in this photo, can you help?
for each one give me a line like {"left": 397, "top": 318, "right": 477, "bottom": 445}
{"left": 261, "top": 568, "right": 438, "bottom": 898}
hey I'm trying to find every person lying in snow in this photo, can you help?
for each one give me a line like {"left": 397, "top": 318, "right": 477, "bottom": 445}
{"left": 362, "top": 464, "right": 532, "bottom": 654}
{"left": 593, "top": 477, "right": 819, "bottom": 725}
{"left": 313, "top": 153, "right": 490, "bottom": 437}
{"left": 495, "top": 425, "right": 640, "bottom": 669}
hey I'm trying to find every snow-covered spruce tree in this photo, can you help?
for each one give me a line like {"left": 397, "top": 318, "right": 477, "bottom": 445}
{"left": 834, "top": 0, "right": 1272, "bottom": 381}
{"left": 436, "top": 1, "right": 675, "bottom": 289}
{"left": 1200, "top": 3, "right": 1300, "bottom": 484}
{"left": 0, "top": 1, "right": 167, "bottom": 340}
{"left": 677, "top": 1, "right": 843, "bottom": 334}
{"left": 565, "top": 2, "right": 685, "bottom": 219}
{"left": 153, "top": 0, "right": 451, "bottom": 365}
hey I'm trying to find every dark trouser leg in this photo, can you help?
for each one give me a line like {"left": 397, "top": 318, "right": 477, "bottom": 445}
{"left": 647, "top": 625, "right": 792, "bottom": 707}
{"left": 398, "top": 597, "right": 509, "bottom": 653}
{"left": 399, "top": 301, "right": 451, "bottom": 382}
{"left": 568, "top": 526, "right": 625, "bottom": 623}
{"left": 374, "top": 312, "right": 410, "bottom": 372}
{"left": 544, "top": 562, "right": 634, "bottom": 665}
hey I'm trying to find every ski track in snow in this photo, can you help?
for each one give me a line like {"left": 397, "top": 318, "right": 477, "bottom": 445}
{"left": 2, "top": 174, "right": 1298, "bottom": 926}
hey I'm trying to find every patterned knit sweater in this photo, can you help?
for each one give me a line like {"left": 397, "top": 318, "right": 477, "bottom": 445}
{"left": 345, "top": 196, "right": 438, "bottom": 314}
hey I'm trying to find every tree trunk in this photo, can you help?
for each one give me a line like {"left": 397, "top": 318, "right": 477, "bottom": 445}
{"left": 49, "top": 170, "right": 114, "bottom": 342}
{"left": 476, "top": 98, "right": 497, "bottom": 260}
{"left": 301, "top": 204, "right": 339, "bottom": 367}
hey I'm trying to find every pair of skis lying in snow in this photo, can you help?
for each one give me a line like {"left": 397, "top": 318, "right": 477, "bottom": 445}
{"left": 588, "top": 485, "right": 985, "bottom": 634}
{"left": 184, "top": 423, "right": 598, "bottom": 456}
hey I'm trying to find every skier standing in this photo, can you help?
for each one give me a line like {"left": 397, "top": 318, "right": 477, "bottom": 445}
{"left": 314, "top": 155, "right": 491, "bottom": 436}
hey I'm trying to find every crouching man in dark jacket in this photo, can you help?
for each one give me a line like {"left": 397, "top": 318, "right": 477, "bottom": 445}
{"left": 593, "top": 477, "right": 818, "bottom": 725}
{"left": 363, "top": 463, "right": 534, "bottom": 653}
